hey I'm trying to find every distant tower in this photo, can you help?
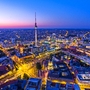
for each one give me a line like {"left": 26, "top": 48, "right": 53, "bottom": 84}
{"left": 35, "top": 12, "right": 38, "bottom": 47}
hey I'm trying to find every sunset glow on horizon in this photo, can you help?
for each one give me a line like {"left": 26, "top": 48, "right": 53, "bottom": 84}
{"left": 0, "top": 0, "right": 90, "bottom": 28}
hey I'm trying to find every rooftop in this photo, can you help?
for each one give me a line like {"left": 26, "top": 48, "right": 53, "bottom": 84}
{"left": 46, "top": 81, "right": 80, "bottom": 90}
{"left": 16, "top": 51, "right": 33, "bottom": 58}
{"left": 77, "top": 74, "right": 90, "bottom": 82}
{"left": 48, "top": 62, "right": 73, "bottom": 81}
{"left": 46, "top": 81, "right": 60, "bottom": 90}
{"left": 25, "top": 78, "right": 42, "bottom": 90}
{"left": 0, "top": 50, "right": 6, "bottom": 58}
{"left": 74, "top": 67, "right": 90, "bottom": 74}
{"left": 0, "top": 80, "right": 27, "bottom": 90}
{"left": 0, "top": 66, "right": 8, "bottom": 76}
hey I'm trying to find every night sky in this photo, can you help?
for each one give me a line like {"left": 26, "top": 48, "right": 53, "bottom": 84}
{"left": 0, "top": 0, "right": 90, "bottom": 28}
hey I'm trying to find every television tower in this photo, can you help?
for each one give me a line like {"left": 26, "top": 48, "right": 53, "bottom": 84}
{"left": 35, "top": 12, "right": 38, "bottom": 47}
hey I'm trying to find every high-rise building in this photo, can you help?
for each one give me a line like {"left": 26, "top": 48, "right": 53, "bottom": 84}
{"left": 35, "top": 12, "right": 38, "bottom": 47}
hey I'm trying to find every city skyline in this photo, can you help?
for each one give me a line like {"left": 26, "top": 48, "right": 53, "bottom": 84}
{"left": 0, "top": 0, "right": 90, "bottom": 89}
{"left": 0, "top": 0, "right": 90, "bottom": 29}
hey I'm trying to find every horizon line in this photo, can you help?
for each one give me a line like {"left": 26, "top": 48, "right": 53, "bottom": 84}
{"left": 0, "top": 28, "right": 90, "bottom": 30}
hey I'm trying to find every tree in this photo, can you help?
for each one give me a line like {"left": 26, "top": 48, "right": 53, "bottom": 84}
{"left": 50, "top": 54, "right": 53, "bottom": 61}
{"left": 17, "top": 75, "right": 21, "bottom": 79}
{"left": 36, "top": 62, "right": 42, "bottom": 77}
{"left": 23, "top": 73, "right": 29, "bottom": 80}
{"left": 36, "top": 62, "right": 42, "bottom": 70}
{"left": 42, "top": 85, "right": 46, "bottom": 90}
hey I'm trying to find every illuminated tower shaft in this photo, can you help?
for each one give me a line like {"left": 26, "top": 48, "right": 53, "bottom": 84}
{"left": 35, "top": 13, "right": 38, "bottom": 47}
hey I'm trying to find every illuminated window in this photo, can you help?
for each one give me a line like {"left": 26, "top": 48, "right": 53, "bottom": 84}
{"left": 62, "top": 72, "right": 68, "bottom": 76}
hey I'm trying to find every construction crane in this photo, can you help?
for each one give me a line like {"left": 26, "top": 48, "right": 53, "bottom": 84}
{"left": 83, "top": 32, "right": 90, "bottom": 38}
{"left": 65, "top": 31, "right": 68, "bottom": 37}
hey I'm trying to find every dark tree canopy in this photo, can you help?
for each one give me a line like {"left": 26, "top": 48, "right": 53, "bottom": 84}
{"left": 17, "top": 75, "right": 21, "bottom": 79}
{"left": 23, "top": 73, "right": 29, "bottom": 80}
{"left": 50, "top": 54, "right": 53, "bottom": 61}
{"left": 36, "top": 62, "right": 42, "bottom": 70}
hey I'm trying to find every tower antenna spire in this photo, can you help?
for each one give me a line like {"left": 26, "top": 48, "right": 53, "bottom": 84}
{"left": 35, "top": 12, "right": 38, "bottom": 47}
{"left": 35, "top": 12, "right": 37, "bottom": 27}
